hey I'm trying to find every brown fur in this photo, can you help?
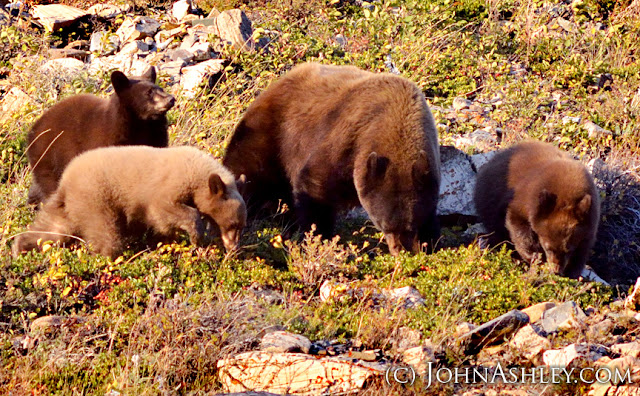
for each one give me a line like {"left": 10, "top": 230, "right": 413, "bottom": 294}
{"left": 27, "top": 67, "right": 175, "bottom": 206}
{"left": 474, "top": 141, "right": 600, "bottom": 278}
{"left": 13, "top": 146, "right": 246, "bottom": 258}
{"left": 223, "top": 63, "right": 441, "bottom": 255}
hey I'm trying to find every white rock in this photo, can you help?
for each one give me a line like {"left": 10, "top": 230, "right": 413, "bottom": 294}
{"left": 437, "top": 146, "right": 476, "bottom": 216}
{"left": 581, "top": 266, "right": 610, "bottom": 286}
{"left": 40, "top": 57, "right": 85, "bottom": 74}
{"left": 89, "top": 31, "right": 120, "bottom": 56}
{"left": 172, "top": 0, "right": 192, "bottom": 21}
{"left": 116, "top": 16, "right": 161, "bottom": 45}
{"left": 612, "top": 341, "right": 640, "bottom": 358}
{"left": 383, "top": 286, "right": 425, "bottom": 309}
{"left": 543, "top": 343, "right": 605, "bottom": 368}
{"left": 217, "top": 351, "right": 387, "bottom": 394}
{"left": 32, "top": 4, "right": 88, "bottom": 31}
{"left": 469, "top": 151, "right": 497, "bottom": 172}
{"left": 562, "top": 115, "right": 582, "bottom": 124}
{"left": 179, "top": 59, "right": 225, "bottom": 98}
{"left": 87, "top": 3, "right": 129, "bottom": 19}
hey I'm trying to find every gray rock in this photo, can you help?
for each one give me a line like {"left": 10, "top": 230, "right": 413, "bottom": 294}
{"left": 539, "top": 301, "right": 587, "bottom": 333}
{"left": 612, "top": 341, "right": 640, "bottom": 358}
{"left": 581, "top": 266, "right": 609, "bottom": 285}
{"left": 30, "top": 315, "right": 65, "bottom": 333}
{"left": 452, "top": 97, "right": 472, "bottom": 111}
{"left": 40, "top": 57, "right": 85, "bottom": 74}
{"left": 216, "top": 9, "right": 255, "bottom": 51}
{"left": 562, "top": 115, "right": 582, "bottom": 124}
{"left": 402, "top": 343, "right": 436, "bottom": 376}
{"left": 116, "top": 16, "right": 161, "bottom": 45}
{"left": 249, "top": 286, "right": 284, "bottom": 305}
{"left": 587, "top": 318, "right": 614, "bottom": 338}
{"left": 456, "top": 128, "right": 497, "bottom": 151}
{"left": 382, "top": 286, "right": 425, "bottom": 309}
{"left": 437, "top": 146, "right": 476, "bottom": 216}
{"left": 119, "top": 40, "right": 149, "bottom": 56}
{"left": 158, "top": 59, "right": 185, "bottom": 81}
{"left": 260, "top": 331, "right": 311, "bottom": 354}
{"left": 335, "top": 34, "right": 347, "bottom": 47}
{"left": 458, "top": 309, "right": 530, "bottom": 355}
{"left": 557, "top": 17, "right": 577, "bottom": 33}
{"left": 48, "top": 48, "right": 89, "bottom": 61}
{"left": 0, "top": 86, "right": 33, "bottom": 124}
{"left": 90, "top": 31, "right": 120, "bottom": 56}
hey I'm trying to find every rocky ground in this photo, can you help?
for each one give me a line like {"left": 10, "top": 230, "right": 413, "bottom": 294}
{"left": 2, "top": 0, "right": 640, "bottom": 395}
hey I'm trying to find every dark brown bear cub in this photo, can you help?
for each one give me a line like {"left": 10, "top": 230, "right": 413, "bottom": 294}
{"left": 474, "top": 141, "right": 600, "bottom": 278}
{"left": 223, "top": 63, "right": 441, "bottom": 255}
{"left": 27, "top": 67, "right": 175, "bottom": 205}
{"left": 13, "top": 146, "right": 246, "bottom": 258}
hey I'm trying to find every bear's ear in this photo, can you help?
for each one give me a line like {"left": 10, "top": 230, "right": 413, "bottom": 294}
{"left": 537, "top": 189, "right": 557, "bottom": 217}
{"left": 235, "top": 174, "right": 247, "bottom": 196}
{"left": 577, "top": 194, "right": 592, "bottom": 216}
{"left": 141, "top": 66, "right": 157, "bottom": 83}
{"left": 366, "top": 152, "right": 389, "bottom": 181}
{"left": 209, "top": 174, "right": 227, "bottom": 198}
{"left": 111, "top": 71, "right": 130, "bottom": 93}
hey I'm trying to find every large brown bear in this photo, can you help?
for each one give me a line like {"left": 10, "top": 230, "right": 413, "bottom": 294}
{"left": 12, "top": 146, "right": 246, "bottom": 258}
{"left": 27, "top": 67, "right": 175, "bottom": 206}
{"left": 474, "top": 141, "right": 600, "bottom": 278}
{"left": 223, "top": 63, "right": 441, "bottom": 255}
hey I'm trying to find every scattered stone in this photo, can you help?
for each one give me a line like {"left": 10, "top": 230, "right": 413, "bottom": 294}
{"left": 180, "top": 58, "right": 225, "bottom": 98}
{"left": 87, "top": 3, "right": 129, "bottom": 19}
{"left": 613, "top": 342, "right": 640, "bottom": 359}
{"left": 167, "top": 48, "right": 194, "bottom": 62}
{"left": 215, "top": 9, "right": 254, "bottom": 51}
{"left": 0, "top": 86, "right": 33, "bottom": 124}
{"left": 458, "top": 309, "right": 530, "bottom": 355}
{"left": 90, "top": 31, "right": 120, "bottom": 56}
{"left": 217, "top": 351, "right": 387, "bottom": 394}
{"left": 335, "top": 34, "right": 347, "bottom": 48}
{"left": 32, "top": 4, "right": 88, "bottom": 31}
{"left": 452, "top": 97, "right": 472, "bottom": 111}
{"left": 116, "top": 16, "right": 161, "bottom": 45}
{"left": 543, "top": 343, "right": 607, "bottom": 368}
{"left": 119, "top": 40, "right": 149, "bottom": 56}
{"left": 557, "top": 17, "right": 577, "bottom": 33}
{"left": 30, "top": 315, "right": 64, "bottom": 334}
{"left": 437, "top": 146, "right": 476, "bottom": 216}
{"left": 521, "top": 302, "right": 557, "bottom": 323}
{"left": 562, "top": 115, "right": 582, "bottom": 124}
{"left": 390, "top": 326, "right": 421, "bottom": 353}
{"left": 382, "top": 286, "right": 425, "bottom": 309}
{"left": 260, "top": 331, "right": 311, "bottom": 354}
{"left": 610, "top": 385, "right": 640, "bottom": 396}
{"left": 587, "top": 318, "right": 615, "bottom": 339}
{"left": 343, "top": 350, "right": 380, "bottom": 361}
{"left": 402, "top": 343, "right": 436, "bottom": 377}
{"left": 456, "top": 128, "right": 498, "bottom": 151}
{"left": 584, "top": 120, "right": 613, "bottom": 138}
{"left": 539, "top": 301, "right": 587, "bottom": 333}
{"left": 509, "top": 324, "right": 551, "bottom": 361}
{"left": 249, "top": 285, "right": 284, "bottom": 305}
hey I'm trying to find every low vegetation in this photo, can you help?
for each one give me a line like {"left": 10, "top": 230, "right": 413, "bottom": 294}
{"left": 1, "top": 0, "right": 639, "bottom": 394}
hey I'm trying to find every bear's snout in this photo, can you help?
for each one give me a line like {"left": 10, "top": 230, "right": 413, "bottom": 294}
{"left": 385, "top": 231, "right": 419, "bottom": 256}
{"left": 221, "top": 228, "right": 241, "bottom": 252}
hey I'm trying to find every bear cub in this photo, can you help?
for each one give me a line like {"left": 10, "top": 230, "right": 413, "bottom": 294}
{"left": 474, "top": 141, "right": 600, "bottom": 278}
{"left": 27, "top": 67, "right": 175, "bottom": 206}
{"left": 223, "top": 62, "right": 441, "bottom": 255}
{"left": 13, "top": 146, "right": 246, "bottom": 258}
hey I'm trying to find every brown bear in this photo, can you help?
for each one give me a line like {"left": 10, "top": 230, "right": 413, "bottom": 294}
{"left": 12, "top": 146, "right": 246, "bottom": 258}
{"left": 473, "top": 140, "right": 600, "bottom": 278}
{"left": 27, "top": 67, "right": 175, "bottom": 206}
{"left": 223, "top": 62, "right": 441, "bottom": 255}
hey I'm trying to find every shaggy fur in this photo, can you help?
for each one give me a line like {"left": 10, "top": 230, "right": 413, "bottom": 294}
{"left": 223, "top": 62, "right": 441, "bottom": 255}
{"left": 27, "top": 67, "right": 175, "bottom": 205}
{"left": 13, "top": 146, "right": 246, "bottom": 258}
{"left": 474, "top": 141, "right": 600, "bottom": 278}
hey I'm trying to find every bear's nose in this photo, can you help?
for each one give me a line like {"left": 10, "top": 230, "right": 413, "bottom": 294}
{"left": 385, "top": 232, "right": 419, "bottom": 256}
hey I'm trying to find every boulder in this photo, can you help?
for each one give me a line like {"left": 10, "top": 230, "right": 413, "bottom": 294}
{"left": 260, "top": 331, "right": 312, "bottom": 354}
{"left": 32, "top": 4, "right": 88, "bottom": 31}
{"left": 539, "top": 301, "right": 586, "bottom": 333}
{"left": 180, "top": 59, "right": 225, "bottom": 98}
{"left": 437, "top": 146, "right": 476, "bottom": 216}
{"left": 458, "top": 309, "right": 530, "bottom": 355}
